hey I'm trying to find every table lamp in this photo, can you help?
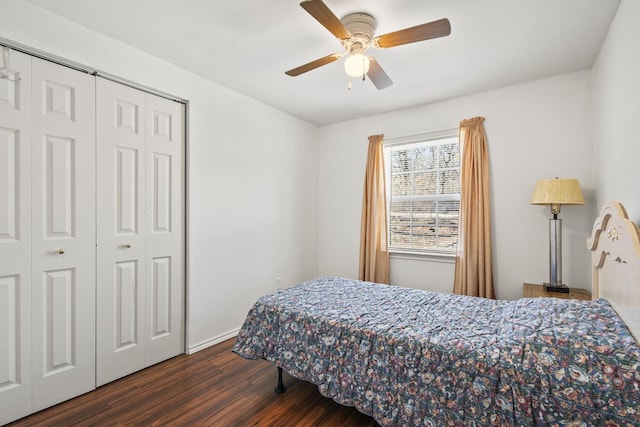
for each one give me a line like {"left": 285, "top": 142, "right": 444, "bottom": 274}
{"left": 530, "top": 178, "right": 584, "bottom": 292}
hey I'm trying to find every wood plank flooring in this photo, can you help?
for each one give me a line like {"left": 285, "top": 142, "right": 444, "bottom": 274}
{"left": 7, "top": 338, "right": 379, "bottom": 426}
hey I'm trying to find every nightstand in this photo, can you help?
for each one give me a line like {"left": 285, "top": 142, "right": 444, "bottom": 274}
{"left": 523, "top": 283, "right": 592, "bottom": 301}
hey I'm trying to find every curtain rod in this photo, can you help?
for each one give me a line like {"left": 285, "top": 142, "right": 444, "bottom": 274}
{"left": 384, "top": 127, "right": 458, "bottom": 147}
{"left": 0, "top": 36, "right": 187, "bottom": 105}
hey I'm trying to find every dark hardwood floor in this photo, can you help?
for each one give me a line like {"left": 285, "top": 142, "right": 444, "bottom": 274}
{"left": 8, "top": 339, "right": 379, "bottom": 426}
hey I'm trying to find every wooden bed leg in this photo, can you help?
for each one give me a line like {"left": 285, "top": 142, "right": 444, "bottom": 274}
{"left": 275, "top": 367, "right": 287, "bottom": 393}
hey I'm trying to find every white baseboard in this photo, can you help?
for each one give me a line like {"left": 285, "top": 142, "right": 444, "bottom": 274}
{"left": 187, "top": 328, "right": 240, "bottom": 354}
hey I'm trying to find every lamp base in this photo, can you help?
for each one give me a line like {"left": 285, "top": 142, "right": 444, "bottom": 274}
{"left": 544, "top": 283, "right": 570, "bottom": 293}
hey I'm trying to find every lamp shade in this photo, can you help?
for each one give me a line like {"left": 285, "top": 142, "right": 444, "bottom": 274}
{"left": 344, "top": 53, "right": 370, "bottom": 77}
{"left": 530, "top": 178, "right": 585, "bottom": 205}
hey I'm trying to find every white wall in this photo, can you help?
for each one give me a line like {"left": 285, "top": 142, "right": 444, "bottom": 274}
{"left": 592, "top": 0, "right": 640, "bottom": 222}
{"left": 319, "top": 71, "right": 595, "bottom": 300}
{"left": 1, "top": 0, "right": 319, "bottom": 352}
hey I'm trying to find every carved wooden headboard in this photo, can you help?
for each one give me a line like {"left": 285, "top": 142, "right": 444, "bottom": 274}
{"left": 587, "top": 200, "right": 640, "bottom": 342}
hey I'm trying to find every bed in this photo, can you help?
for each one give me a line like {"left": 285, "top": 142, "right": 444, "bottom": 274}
{"left": 232, "top": 201, "right": 640, "bottom": 426}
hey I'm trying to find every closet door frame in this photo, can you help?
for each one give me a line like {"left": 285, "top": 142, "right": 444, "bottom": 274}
{"left": 0, "top": 41, "right": 188, "bottom": 423}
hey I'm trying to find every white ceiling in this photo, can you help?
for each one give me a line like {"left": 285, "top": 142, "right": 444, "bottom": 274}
{"left": 24, "top": 0, "right": 619, "bottom": 126}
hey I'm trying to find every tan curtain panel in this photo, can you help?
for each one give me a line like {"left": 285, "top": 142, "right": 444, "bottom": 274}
{"left": 359, "top": 134, "right": 390, "bottom": 284}
{"left": 453, "top": 117, "right": 495, "bottom": 298}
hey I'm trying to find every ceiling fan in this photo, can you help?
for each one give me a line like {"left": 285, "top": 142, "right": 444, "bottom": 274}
{"left": 285, "top": 0, "right": 451, "bottom": 90}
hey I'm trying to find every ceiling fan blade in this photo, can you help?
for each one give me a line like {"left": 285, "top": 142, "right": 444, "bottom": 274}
{"left": 366, "top": 58, "right": 393, "bottom": 90}
{"left": 300, "top": 0, "right": 351, "bottom": 40}
{"left": 374, "top": 18, "right": 451, "bottom": 48}
{"left": 285, "top": 53, "right": 342, "bottom": 76}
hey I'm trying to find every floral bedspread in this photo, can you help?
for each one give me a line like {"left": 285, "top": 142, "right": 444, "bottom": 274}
{"left": 232, "top": 277, "right": 640, "bottom": 426}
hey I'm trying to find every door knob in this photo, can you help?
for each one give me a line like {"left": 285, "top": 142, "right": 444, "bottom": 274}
{"left": 122, "top": 243, "right": 132, "bottom": 249}
{"left": 56, "top": 248, "right": 65, "bottom": 254}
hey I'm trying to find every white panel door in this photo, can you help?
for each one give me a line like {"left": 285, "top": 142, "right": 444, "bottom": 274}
{"left": 145, "top": 93, "right": 184, "bottom": 365}
{"left": 30, "top": 57, "right": 96, "bottom": 411}
{"left": 96, "top": 79, "right": 184, "bottom": 385}
{"left": 96, "top": 78, "right": 147, "bottom": 386}
{"left": 0, "top": 48, "right": 33, "bottom": 425}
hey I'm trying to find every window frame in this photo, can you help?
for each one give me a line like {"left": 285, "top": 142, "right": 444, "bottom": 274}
{"left": 383, "top": 128, "right": 460, "bottom": 258}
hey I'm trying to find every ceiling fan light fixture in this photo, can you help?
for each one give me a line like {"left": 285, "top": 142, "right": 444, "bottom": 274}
{"left": 344, "top": 53, "right": 370, "bottom": 77}
{"left": 286, "top": 0, "right": 450, "bottom": 90}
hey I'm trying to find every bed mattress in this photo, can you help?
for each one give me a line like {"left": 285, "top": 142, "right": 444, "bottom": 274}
{"left": 233, "top": 277, "right": 640, "bottom": 426}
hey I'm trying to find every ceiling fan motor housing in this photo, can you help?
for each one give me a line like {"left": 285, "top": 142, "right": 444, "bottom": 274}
{"left": 341, "top": 13, "right": 377, "bottom": 53}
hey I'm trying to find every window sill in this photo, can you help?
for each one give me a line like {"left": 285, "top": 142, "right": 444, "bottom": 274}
{"left": 389, "top": 250, "right": 456, "bottom": 263}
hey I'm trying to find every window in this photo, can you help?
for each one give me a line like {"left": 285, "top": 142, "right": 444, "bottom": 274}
{"left": 384, "top": 131, "right": 460, "bottom": 255}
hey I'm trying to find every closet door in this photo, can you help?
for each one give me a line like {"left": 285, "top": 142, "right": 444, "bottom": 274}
{"left": 30, "top": 57, "right": 96, "bottom": 411}
{"left": 0, "top": 49, "right": 32, "bottom": 426}
{"left": 145, "top": 92, "right": 184, "bottom": 365}
{"left": 96, "top": 79, "right": 184, "bottom": 386}
{"left": 96, "top": 79, "right": 147, "bottom": 385}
